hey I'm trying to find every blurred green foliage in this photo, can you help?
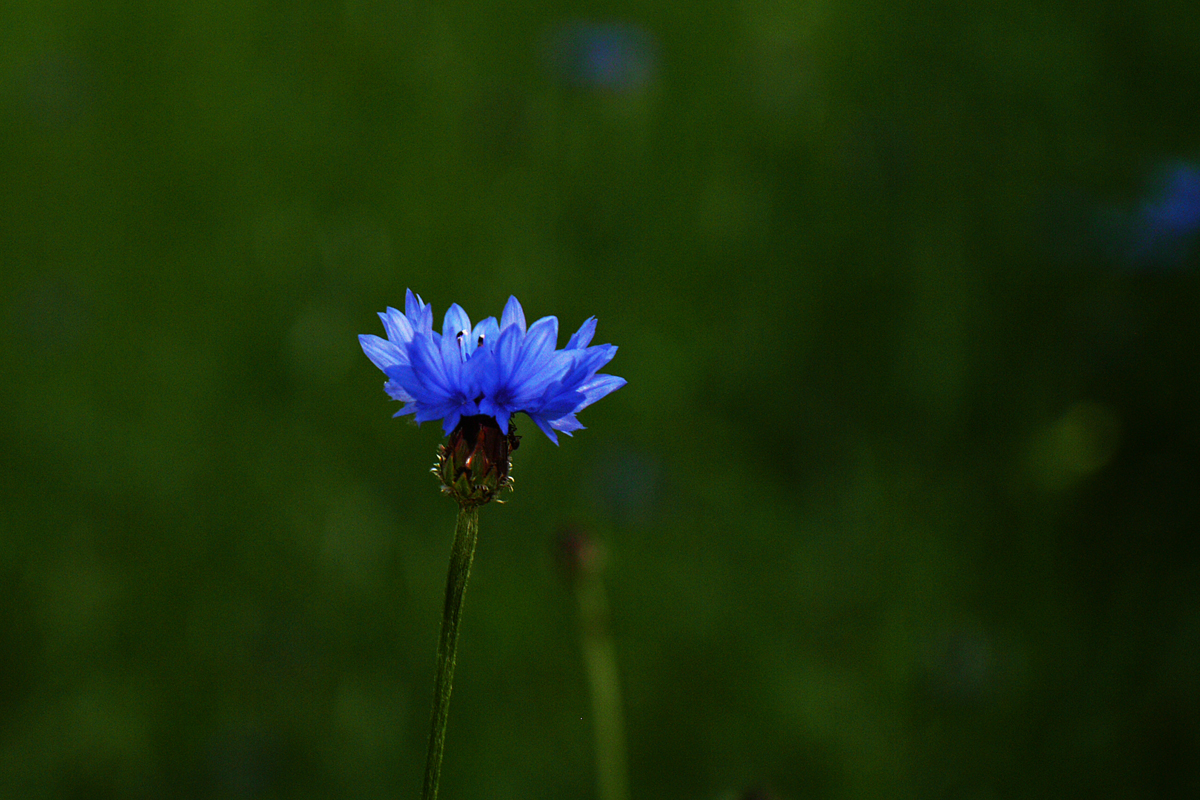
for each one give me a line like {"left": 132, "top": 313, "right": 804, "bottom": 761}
{"left": 3, "top": 1, "right": 1199, "bottom": 798}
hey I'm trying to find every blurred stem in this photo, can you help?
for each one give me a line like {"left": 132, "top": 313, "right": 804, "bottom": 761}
{"left": 577, "top": 569, "right": 629, "bottom": 800}
{"left": 421, "top": 505, "right": 479, "bottom": 800}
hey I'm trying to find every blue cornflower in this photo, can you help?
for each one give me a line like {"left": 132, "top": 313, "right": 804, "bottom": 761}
{"left": 360, "top": 290, "right": 625, "bottom": 443}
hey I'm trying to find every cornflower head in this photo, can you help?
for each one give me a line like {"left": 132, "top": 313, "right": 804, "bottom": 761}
{"left": 360, "top": 290, "right": 625, "bottom": 506}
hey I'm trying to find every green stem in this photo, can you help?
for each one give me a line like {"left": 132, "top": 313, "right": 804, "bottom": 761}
{"left": 578, "top": 570, "right": 629, "bottom": 800}
{"left": 421, "top": 505, "right": 479, "bottom": 800}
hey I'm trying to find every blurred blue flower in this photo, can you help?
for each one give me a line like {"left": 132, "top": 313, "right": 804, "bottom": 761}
{"left": 1141, "top": 162, "right": 1200, "bottom": 234}
{"left": 1098, "top": 160, "right": 1200, "bottom": 270}
{"left": 546, "top": 21, "right": 657, "bottom": 91}
{"left": 360, "top": 291, "right": 625, "bottom": 443}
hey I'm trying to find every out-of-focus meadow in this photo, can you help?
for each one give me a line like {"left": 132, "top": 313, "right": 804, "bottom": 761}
{"left": 3, "top": 1, "right": 1199, "bottom": 798}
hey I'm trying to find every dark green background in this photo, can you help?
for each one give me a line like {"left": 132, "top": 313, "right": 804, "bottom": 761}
{"left": 3, "top": 1, "right": 1198, "bottom": 798}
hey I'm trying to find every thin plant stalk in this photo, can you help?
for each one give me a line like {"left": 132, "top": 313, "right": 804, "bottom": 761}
{"left": 421, "top": 505, "right": 479, "bottom": 800}
{"left": 577, "top": 568, "right": 630, "bottom": 800}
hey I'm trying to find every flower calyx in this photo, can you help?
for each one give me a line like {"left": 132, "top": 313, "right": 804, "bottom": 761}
{"left": 434, "top": 415, "right": 520, "bottom": 508}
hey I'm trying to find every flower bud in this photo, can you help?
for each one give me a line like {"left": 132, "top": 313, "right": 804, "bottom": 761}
{"left": 554, "top": 524, "right": 605, "bottom": 582}
{"left": 434, "top": 415, "right": 519, "bottom": 507}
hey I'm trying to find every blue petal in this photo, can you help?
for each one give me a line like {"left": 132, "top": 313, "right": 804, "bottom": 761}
{"left": 565, "top": 317, "right": 597, "bottom": 350}
{"left": 471, "top": 317, "right": 500, "bottom": 356}
{"left": 522, "top": 315, "right": 559, "bottom": 356}
{"left": 378, "top": 307, "right": 415, "bottom": 345}
{"left": 478, "top": 400, "right": 512, "bottom": 435}
{"left": 383, "top": 364, "right": 432, "bottom": 405}
{"left": 529, "top": 415, "right": 561, "bottom": 444}
{"left": 442, "top": 408, "right": 464, "bottom": 436}
{"left": 415, "top": 400, "right": 457, "bottom": 426}
{"left": 408, "top": 293, "right": 433, "bottom": 334}
{"left": 575, "top": 374, "right": 626, "bottom": 408}
{"left": 407, "top": 336, "right": 455, "bottom": 398}
{"left": 488, "top": 323, "right": 523, "bottom": 384}
{"left": 442, "top": 303, "right": 472, "bottom": 341}
{"left": 549, "top": 413, "right": 584, "bottom": 434}
{"left": 404, "top": 289, "right": 426, "bottom": 322}
{"left": 568, "top": 346, "right": 615, "bottom": 385}
{"left": 578, "top": 343, "right": 618, "bottom": 372}
{"left": 526, "top": 348, "right": 610, "bottom": 411}
{"left": 535, "top": 385, "right": 585, "bottom": 418}
{"left": 500, "top": 295, "right": 526, "bottom": 333}
{"left": 359, "top": 334, "right": 404, "bottom": 371}
{"left": 437, "top": 327, "right": 476, "bottom": 398}
{"left": 384, "top": 380, "right": 416, "bottom": 403}
{"left": 507, "top": 316, "right": 560, "bottom": 396}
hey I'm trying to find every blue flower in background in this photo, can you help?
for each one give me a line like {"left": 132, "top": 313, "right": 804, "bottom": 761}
{"left": 545, "top": 21, "right": 657, "bottom": 91}
{"left": 360, "top": 290, "right": 625, "bottom": 443}
{"left": 1136, "top": 161, "right": 1200, "bottom": 240}
{"left": 1097, "top": 160, "right": 1200, "bottom": 270}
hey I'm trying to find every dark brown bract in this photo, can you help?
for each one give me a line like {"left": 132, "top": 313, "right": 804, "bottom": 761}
{"left": 433, "top": 415, "right": 520, "bottom": 508}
